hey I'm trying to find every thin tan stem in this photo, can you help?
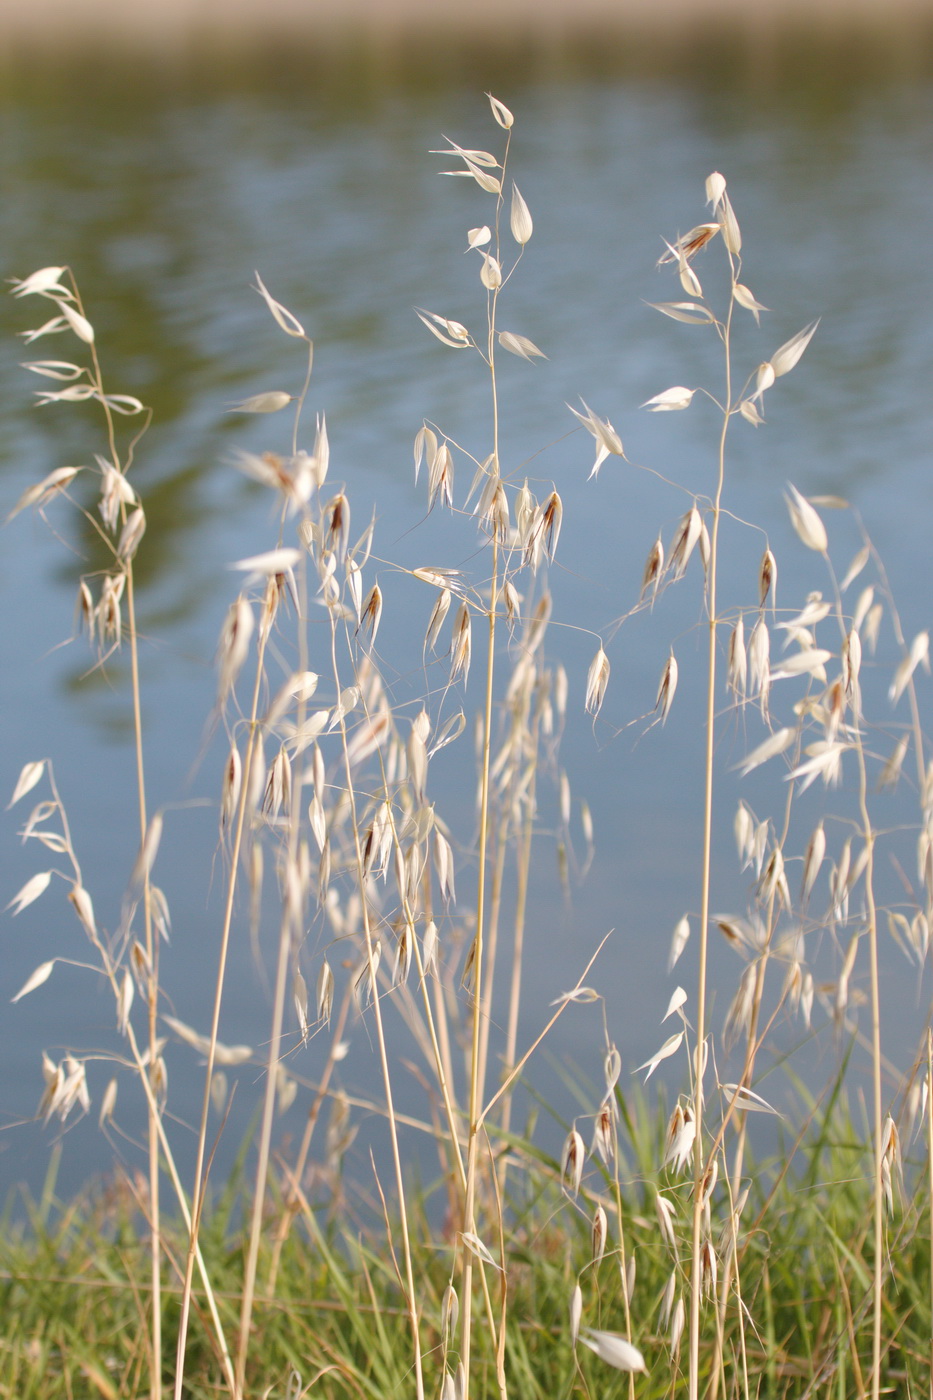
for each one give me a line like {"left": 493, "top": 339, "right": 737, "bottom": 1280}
{"left": 174, "top": 624, "right": 271, "bottom": 1400}
{"left": 331, "top": 627, "right": 426, "bottom": 1400}
{"left": 689, "top": 286, "right": 734, "bottom": 1400}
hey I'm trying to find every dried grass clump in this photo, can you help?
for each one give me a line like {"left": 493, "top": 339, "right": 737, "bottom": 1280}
{"left": 6, "top": 93, "right": 933, "bottom": 1400}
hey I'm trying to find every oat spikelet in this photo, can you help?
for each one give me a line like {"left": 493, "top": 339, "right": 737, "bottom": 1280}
{"left": 217, "top": 596, "right": 254, "bottom": 701}
{"left": 510, "top": 183, "right": 533, "bottom": 245}
{"left": 785, "top": 484, "right": 827, "bottom": 553}
{"left": 748, "top": 616, "right": 770, "bottom": 716}
{"left": 569, "top": 1283, "right": 582, "bottom": 1346}
{"left": 561, "top": 1128, "right": 585, "bottom": 1195}
{"left": 568, "top": 399, "right": 624, "bottom": 480}
{"left": 580, "top": 1331, "right": 646, "bottom": 1374}
{"left": 669, "top": 915, "right": 690, "bottom": 971}
{"left": 591, "top": 1204, "right": 609, "bottom": 1263}
{"left": 656, "top": 651, "right": 678, "bottom": 723}
{"left": 592, "top": 1097, "right": 615, "bottom": 1165}
{"left": 664, "top": 1102, "right": 696, "bottom": 1173}
{"left": 727, "top": 616, "right": 747, "bottom": 698}
{"left": 655, "top": 1194, "right": 677, "bottom": 1249}
{"left": 640, "top": 536, "right": 664, "bottom": 605}
{"left": 425, "top": 588, "right": 451, "bottom": 652}
{"left": 450, "top": 603, "right": 472, "bottom": 684}
{"left": 879, "top": 733, "right": 909, "bottom": 790}
{"left": 759, "top": 548, "right": 777, "bottom": 608}
{"left": 889, "top": 630, "right": 930, "bottom": 706}
{"left": 669, "top": 505, "right": 702, "bottom": 580}
{"left": 585, "top": 646, "right": 610, "bottom": 717}
{"left": 802, "top": 822, "right": 826, "bottom": 903}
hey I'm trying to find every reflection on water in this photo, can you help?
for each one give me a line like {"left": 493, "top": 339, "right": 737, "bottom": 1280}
{"left": 1, "top": 34, "right": 933, "bottom": 1198}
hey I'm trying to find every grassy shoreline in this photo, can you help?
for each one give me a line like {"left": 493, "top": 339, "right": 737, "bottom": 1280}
{"left": 2, "top": 1089, "right": 931, "bottom": 1399}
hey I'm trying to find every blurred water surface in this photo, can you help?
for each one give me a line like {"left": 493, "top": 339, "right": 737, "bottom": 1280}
{"left": 1, "top": 37, "right": 933, "bottom": 1201}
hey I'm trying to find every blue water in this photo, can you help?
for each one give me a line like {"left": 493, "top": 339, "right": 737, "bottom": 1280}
{"left": 2, "top": 49, "right": 933, "bottom": 1202}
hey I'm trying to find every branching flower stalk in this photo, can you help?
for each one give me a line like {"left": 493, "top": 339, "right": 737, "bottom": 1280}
{"left": 688, "top": 200, "right": 737, "bottom": 1400}
{"left": 628, "top": 180, "right": 823, "bottom": 1397}
{"left": 450, "top": 96, "right": 512, "bottom": 1400}
{"left": 9, "top": 267, "right": 167, "bottom": 1400}
{"left": 90, "top": 320, "right": 165, "bottom": 1400}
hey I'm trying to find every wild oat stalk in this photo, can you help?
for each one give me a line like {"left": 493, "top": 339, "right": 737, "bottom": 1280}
{"left": 6, "top": 265, "right": 170, "bottom": 1400}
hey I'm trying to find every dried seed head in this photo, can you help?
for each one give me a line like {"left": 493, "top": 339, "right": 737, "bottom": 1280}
{"left": 263, "top": 746, "right": 292, "bottom": 818}
{"left": 641, "top": 536, "right": 664, "bottom": 605}
{"left": 802, "top": 822, "right": 826, "bottom": 903}
{"left": 76, "top": 579, "right": 95, "bottom": 643}
{"left": 670, "top": 1295, "right": 685, "bottom": 1357}
{"left": 636, "top": 1030, "right": 683, "bottom": 1082}
{"left": 655, "top": 1193, "right": 677, "bottom": 1249}
{"left": 591, "top": 1204, "right": 609, "bottom": 1263}
{"left": 669, "top": 915, "right": 690, "bottom": 972}
{"left": 450, "top": 603, "right": 472, "bottom": 684}
{"left": 480, "top": 253, "right": 502, "bottom": 290}
{"left": 734, "top": 801, "right": 754, "bottom": 864}
{"left": 585, "top": 646, "right": 610, "bottom": 717}
{"left": 99, "top": 1077, "right": 118, "bottom": 1129}
{"left": 117, "top": 506, "right": 146, "bottom": 562}
{"left": 422, "top": 919, "right": 439, "bottom": 977}
{"left": 664, "top": 1101, "right": 696, "bottom": 1173}
{"left": 844, "top": 627, "right": 862, "bottom": 702}
{"left": 324, "top": 493, "right": 351, "bottom": 560}
{"left": 718, "top": 191, "right": 741, "bottom": 254}
{"left": 441, "top": 1284, "right": 459, "bottom": 1349}
{"left": 393, "top": 925, "right": 413, "bottom": 987}
{"left": 622, "top": 1255, "right": 636, "bottom": 1304}
{"left": 669, "top": 505, "right": 702, "bottom": 580}
{"left": 217, "top": 596, "right": 254, "bottom": 701}
{"left": 592, "top": 1098, "right": 615, "bottom": 1165}
{"left": 569, "top": 1282, "right": 582, "bottom": 1346}
{"left": 434, "top": 830, "right": 456, "bottom": 904}
{"left": 800, "top": 971, "right": 814, "bottom": 1028}
{"left": 878, "top": 733, "right": 909, "bottom": 791}
{"left": 890, "top": 630, "right": 930, "bottom": 706}
{"left": 604, "top": 1044, "right": 622, "bottom": 1093}
{"left": 219, "top": 746, "right": 242, "bottom": 832}
{"left": 561, "top": 1128, "right": 585, "bottom": 1195}
{"left": 254, "top": 271, "right": 306, "bottom": 338}
{"left": 771, "top": 320, "right": 819, "bottom": 378}
{"left": 724, "top": 964, "right": 757, "bottom": 1052}
{"left": 501, "top": 578, "right": 521, "bottom": 626}
{"left": 68, "top": 883, "right": 96, "bottom": 938}
{"left": 98, "top": 458, "right": 136, "bottom": 532}
{"left": 316, "top": 958, "right": 334, "bottom": 1026}
{"left": 759, "top": 548, "right": 777, "bottom": 608}
{"left": 568, "top": 399, "right": 624, "bottom": 480}
{"left": 699, "top": 1157, "right": 719, "bottom": 1209}
{"left": 97, "top": 573, "right": 125, "bottom": 647}
{"left": 757, "top": 845, "right": 789, "bottom": 909}
{"left": 510, "top": 183, "right": 533, "bottom": 245}
{"left": 727, "top": 616, "right": 747, "bottom": 698}
{"left": 656, "top": 651, "right": 678, "bottom": 723}
{"left": 542, "top": 490, "right": 562, "bottom": 561}
{"left": 487, "top": 92, "right": 514, "bottom": 128}
{"left": 658, "top": 221, "right": 719, "bottom": 265}
{"left": 580, "top": 1331, "right": 646, "bottom": 1374}
{"left": 785, "top": 484, "right": 828, "bottom": 554}
{"left": 748, "top": 617, "right": 770, "bottom": 717}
